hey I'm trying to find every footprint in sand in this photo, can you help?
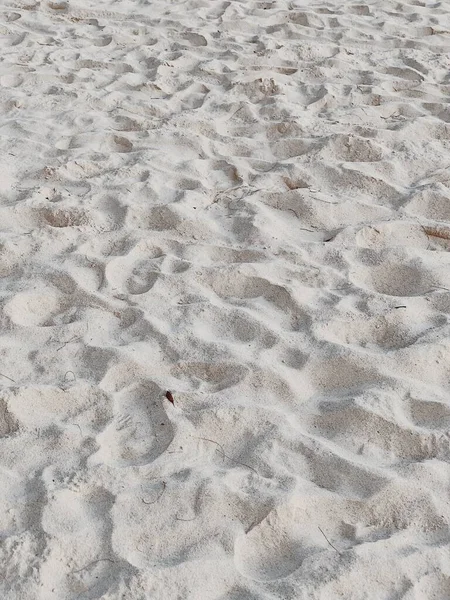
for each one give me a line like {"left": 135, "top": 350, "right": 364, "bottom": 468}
{"left": 4, "top": 285, "right": 65, "bottom": 327}
{"left": 92, "top": 381, "right": 174, "bottom": 467}
{"left": 234, "top": 500, "right": 339, "bottom": 581}
{"left": 40, "top": 482, "right": 116, "bottom": 598}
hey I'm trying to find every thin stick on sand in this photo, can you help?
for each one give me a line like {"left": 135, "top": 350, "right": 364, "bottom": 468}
{"left": 0, "top": 373, "right": 16, "bottom": 383}
{"left": 141, "top": 482, "right": 166, "bottom": 505}
{"left": 194, "top": 436, "right": 259, "bottom": 475}
{"left": 318, "top": 526, "right": 342, "bottom": 555}
{"left": 72, "top": 558, "right": 116, "bottom": 574}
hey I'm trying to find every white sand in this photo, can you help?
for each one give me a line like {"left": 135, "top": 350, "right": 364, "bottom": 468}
{"left": 1, "top": 0, "right": 450, "bottom": 597}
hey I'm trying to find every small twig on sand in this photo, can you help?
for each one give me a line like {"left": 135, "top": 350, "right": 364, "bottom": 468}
{"left": 175, "top": 514, "right": 196, "bottom": 522}
{"left": 194, "top": 436, "right": 259, "bottom": 475}
{"left": 318, "top": 526, "right": 341, "bottom": 555}
{"left": 285, "top": 207, "right": 300, "bottom": 219}
{"left": 0, "top": 373, "right": 16, "bottom": 383}
{"left": 72, "top": 423, "right": 83, "bottom": 437}
{"left": 72, "top": 558, "right": 115, "bottom": 574}
{"left": 142, "top": 481, "right": 166, "bottom": 505}
{"left": 380, "top": 112, "right": 399, "bottom": 120}
{"left": 422, "top": 227, "right": 450, "bottom": 241}
{"left": 57, "top": 336, "right": 81, "bottom": 351}
{"left": 64, "top": 371, "right": 76, "bottom": 382}
{"left": 59, "top": 371, "right": 76, "bottom": 392}
{"left": 195, "top": 436, "right": 226, "bottom": 460}
{"left": 228, "top": 105, "right": 245, "bottom": 121}
{"left": 426, "top": 286, "right": 450, "bottom": 294}
{"left": 225, "top": 454, "right": 259, "bottom": 475}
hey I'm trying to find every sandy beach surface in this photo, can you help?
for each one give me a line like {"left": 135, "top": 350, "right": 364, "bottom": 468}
{"left": 1, "top": 0, "right": 450, "bottom": 598}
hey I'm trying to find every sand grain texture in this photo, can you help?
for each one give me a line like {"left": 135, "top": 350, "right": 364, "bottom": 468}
{"left": 1, "top": 0, "right": 450, "bottom": 598}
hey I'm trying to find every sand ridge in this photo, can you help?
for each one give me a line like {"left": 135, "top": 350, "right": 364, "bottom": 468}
{"left": 1, "top": 0, "right": 450, "bottom": 598}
